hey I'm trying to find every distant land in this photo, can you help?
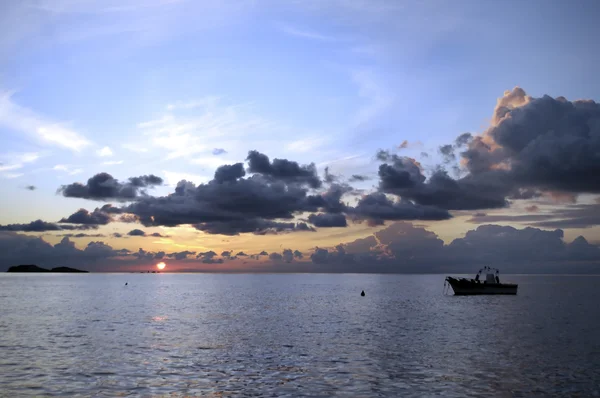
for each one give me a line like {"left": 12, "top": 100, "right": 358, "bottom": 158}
{"left": 6, "top": 265, "right": 88, "bottom": 273}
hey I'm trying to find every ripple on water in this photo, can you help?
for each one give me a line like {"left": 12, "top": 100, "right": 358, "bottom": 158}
{"left": 1, "top": 274, "right": 599, "bottom": 396}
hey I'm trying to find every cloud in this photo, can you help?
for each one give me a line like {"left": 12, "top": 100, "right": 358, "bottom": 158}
{"left": 0, "top": 233, "right": 129, "bottom": 271}
{"left": 349, "top": 192, "right": 452, "bottom": 225}
{"left": 0, "top": 91, "right": 91, "bottom": 152}
{"left": 0, "top": 220, "right": 97, "bottom": 232}
{"left": 349, "top": 174, "right": 370, "bottom": 182}
{"left": 308, "top": 213, "right": 348, "bottom": 227}
{"left": 196, "top": 250, "right": 223, "bottom": 264}
{"left": 372, "top": 88, "right": 600, "bottom": 215}
{"left": 138, "top": 98, "right": 274, "bottom": 160}
{"left": 96, "top": 146, "right": 113, "bottom": 157}
{"left": 127, "top": 228, "right": 146, "bottom": 236}
{"left": 0, "top": 152, "right": 41, "bottom": 178}
{"left": 58, "top": 172, "right": 163, "bottom": 201}
{"left": 351, "top": 68, "right": 393, "bottom": 126}
{"left": 59, "top": 207, "right": 114, "bottom": 225}
{"left": 304, "top": 222, "right": 600, "bottom": 273}
{"left": 212, "top": 148, "right": 227, "bottom": 155}
{"left": 269, "top": 252, "right": 283, "bottom": 261}
{"left": 103, "top": 160, "right": 124, "bottom": 166}
{"left": 57, "top": 233, "right": 107, "bottom": 238}
{"left": 246, "top": 150, "right": 322, "bottom": 188}
{"left": 25, "top": 185, "right": 36, "bottom": 190}
{"left": 53, "top": 165, "right": 84, "bottom": 175}
{"left": 277, "top": 22, "right": 338, "bottom": 42}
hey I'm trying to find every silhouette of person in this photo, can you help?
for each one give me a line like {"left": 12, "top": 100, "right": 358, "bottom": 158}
{"left": 361, "top": 290, "right": 365, "bottom": 297}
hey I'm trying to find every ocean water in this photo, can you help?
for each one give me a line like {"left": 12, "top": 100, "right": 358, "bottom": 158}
{"left": 0, "top": 273, "right": 599, "bottom": 397}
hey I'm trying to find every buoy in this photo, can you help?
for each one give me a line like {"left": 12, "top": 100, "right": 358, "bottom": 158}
{"left": 361, "top": 290, "right": 365, "bottom": 297}
{"left": 125, "top": 282, "right": 128, "bottom": 286}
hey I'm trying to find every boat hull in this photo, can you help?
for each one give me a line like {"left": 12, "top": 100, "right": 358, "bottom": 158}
{"left": 446, "top": 277, "right": 518, "bottom": 295}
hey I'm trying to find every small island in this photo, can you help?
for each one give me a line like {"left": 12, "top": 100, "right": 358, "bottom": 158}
{"left": 7, "top": 264, "right": 88, "bottom": 273}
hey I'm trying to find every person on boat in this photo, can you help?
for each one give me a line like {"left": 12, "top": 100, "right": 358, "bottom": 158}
{"left": 475, "top": 274, "right": 480, "bottom": 283}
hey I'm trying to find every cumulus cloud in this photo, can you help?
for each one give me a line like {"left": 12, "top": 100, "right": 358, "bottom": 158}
{"left": 59, "top": 173, "right": 163, "bottom": 201}
{"left": 246, "top": 150, "right": 322, "bottom": 188}
{"left": 96, "top": 146, "right": 113, "bottom": 157}
{"left": 303, "top": 222, "right": 600, "bottom": 273}
{"left": 212, "top": 148, "right": 227, "bottom": 155}
{"left": 0, "top": 233, "right": 127, "bottom": 271}
{"left": 373, "top": 88, "right": 600, "bottom": 214}
{"left": 127, "top": 229, "right": 146, "bottom": 236}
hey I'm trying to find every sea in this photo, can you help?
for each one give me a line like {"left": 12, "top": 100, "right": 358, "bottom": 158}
{"left": 0, "top": 273, "right": 599, "bottom": 397}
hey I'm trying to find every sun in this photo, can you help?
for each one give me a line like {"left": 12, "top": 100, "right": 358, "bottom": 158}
{"left": 156, "top": 262, "right": 166, "bottom": 270}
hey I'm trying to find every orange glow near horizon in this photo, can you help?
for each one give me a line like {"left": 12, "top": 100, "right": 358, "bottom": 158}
{"left": 156, "top": 262, "right": 166, "bottom": 270}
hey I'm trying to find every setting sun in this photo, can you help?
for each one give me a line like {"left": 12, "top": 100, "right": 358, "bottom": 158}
{"left": 156, "top": 262, "right": 166, "bottom": 270}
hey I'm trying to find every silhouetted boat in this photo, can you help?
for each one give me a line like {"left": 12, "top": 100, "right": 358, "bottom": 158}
{"left": 444, "top": 266, "right": 518, "bottom": 295}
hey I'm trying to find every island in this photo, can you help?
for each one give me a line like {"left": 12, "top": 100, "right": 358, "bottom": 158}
{"left": 7, "top": 264, "right": 88, "bottom": 273}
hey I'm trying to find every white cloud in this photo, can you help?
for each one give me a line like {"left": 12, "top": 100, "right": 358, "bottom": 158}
{"left": 277, "top": 23, "right": 338, "bottom": 42}
{"left": 53, "top": 164, "right": 83, "bottom": 175}
{"left": 351, "top": 69, "right": 393, "bottom": 126}
{"left": 138, "top": 99, "right": 275, "bottom": 160}
{"left": 122, "top": 143, "right": 148, "bottom": 153}
{"left": 285, "top": 136, "right": 329, "bottom": 153}
{"left": 0, "top": 91, "right": 91, "bottom": 152}
{"left": 166, "top": 96, "right": 221, "bottom": 111}
{"left": 2, "top": 173, "right": 24, "bottom": 179}
{"left": 0, "top": 152, "right": 41, "bottom": 177}
{"left": 162, "top": 170, "right": 210, "bottom": 186}
{"left": 97, "top": 146, "right": 114, "bottom": 157}
{"left": 103, "top": 160, "right": 124, "bottom": 165}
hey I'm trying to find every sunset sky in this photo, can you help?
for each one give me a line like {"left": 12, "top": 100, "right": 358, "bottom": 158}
{"left": 1, "top": 0, "right": 600, "bottom": 272}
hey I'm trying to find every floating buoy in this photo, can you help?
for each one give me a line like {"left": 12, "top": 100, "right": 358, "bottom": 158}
{"left": 361, "top": 290, "right": 365, "bottom": 297}
{"left": 125, "top": 282, "right": 128, "bottom": 286}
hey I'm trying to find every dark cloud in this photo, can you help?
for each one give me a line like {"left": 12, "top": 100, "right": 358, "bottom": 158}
{"left": 259, "top": 251, "right": 268, "bottom": 256}
{"left": 0, "top": 220, "right": 97, "bottom": 232}
{"left": 529, "top": 204, "right": 600, "bottom": 229}
{"left": 466, "top": 204, "right": 600, "bottom": 230}
{"left": 302, "top": 222, "right": 600, "bottom": 273}
{"left": 150, "top": 232, "right": 168, "bottom": 237}
{"left": 308, "top": 213, "right": 347, "bottom": 227}
{"left": 25, "top": 185, "right": 36, "bottom": 191}
{"left": 166, "top": 250, "right": 196, "bottom": 260}
{"left": 246, "top": 150, "right": 321, "bottom": 188}
{"left": 196, "top": 251, "right": 223, "bottom": 264}
{"left": 127, "top": 229, "right": 146, "bottom": 236}
{"left": 59, "top": 207, "right": 113, "bottom": 225}
{"left": 112, "top": 232, "right": 123, "bottom": 238}
{"left": 0, "top": 233, "right": 128, "bottom": 271}
{"left": 212, "top": 148, "right": 227, "bottom": 155}
{"left": 269, "top": 252, "right": 283, "bottom": 261}
{"left": 236, "top": 251, "right": 247, "bottom": 256}
{"left": 214, "top": 163, "right": 245, "bottom": 183}
{"left": 373, "top": 88, "right": 600, "bottom": 218}
{"left": 121, "top": 153, "right": 332, "bottom": 233}
{"left": 293, "top": 250, "right": 303, "bottom": 259}
{"left": 58, "top": 172, "right": 163, "bottom": 201}
{"left": 57, "top": 233, "right": 107, "bottom": 238}
{"left": 194, "top": 219, "right": 315, "bottom": 236}
{"left": 349, "top": 193, "right": 451, "bottom": 224}
{"left": 349, "top": 174, "right": 369, "bottom": 182}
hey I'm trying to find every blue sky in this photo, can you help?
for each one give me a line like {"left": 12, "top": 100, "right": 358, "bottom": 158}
{"left": 1, "top": 0, "right": 600, "bottom": 272}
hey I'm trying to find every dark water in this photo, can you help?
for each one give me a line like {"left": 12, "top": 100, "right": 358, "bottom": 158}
{"left": 0, "top": 273, "right": 599, "bottom": 397}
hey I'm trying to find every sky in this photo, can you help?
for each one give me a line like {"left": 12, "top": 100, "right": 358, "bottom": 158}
{"left": 1, "top": 0, "right": 600, "bottom": 273}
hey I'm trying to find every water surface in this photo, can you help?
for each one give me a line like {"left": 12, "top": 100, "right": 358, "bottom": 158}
{"left": 1, "top": 273, "right": 599, "bottom": 397}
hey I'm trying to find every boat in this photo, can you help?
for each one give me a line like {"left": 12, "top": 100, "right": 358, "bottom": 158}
{"left": 444, "top": 266, "right": 518, "bottom": 295}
